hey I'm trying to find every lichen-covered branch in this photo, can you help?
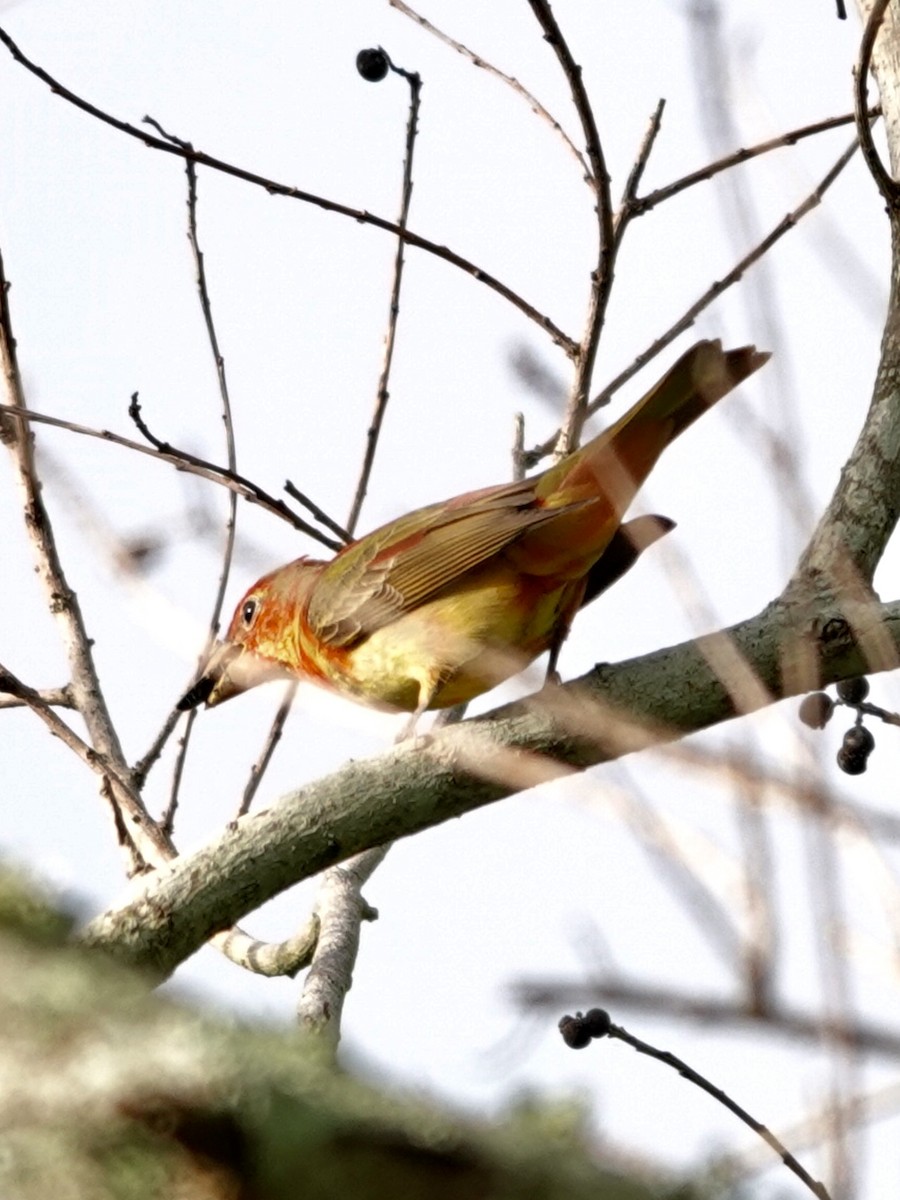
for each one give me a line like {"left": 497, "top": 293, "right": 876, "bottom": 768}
{"left": 82, "top": 595, "right": 900, "bottom": 977}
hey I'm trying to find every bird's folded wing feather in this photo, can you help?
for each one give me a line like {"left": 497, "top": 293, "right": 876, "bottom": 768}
{"left": 307, "top": 480, "right": 585, "bottom": 647}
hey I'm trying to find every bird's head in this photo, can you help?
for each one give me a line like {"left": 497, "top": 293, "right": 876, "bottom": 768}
{"left": 177, "top": 557, "right": 325, "bottom": 710}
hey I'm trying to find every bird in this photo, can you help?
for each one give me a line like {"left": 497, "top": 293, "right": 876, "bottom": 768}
{"left": 178, "top": 339, "right": 768, "bottom": 724}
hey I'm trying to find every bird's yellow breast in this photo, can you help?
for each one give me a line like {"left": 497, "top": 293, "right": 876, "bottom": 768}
{"left": 316, "top": 561, "right": 577, "bottom": 712}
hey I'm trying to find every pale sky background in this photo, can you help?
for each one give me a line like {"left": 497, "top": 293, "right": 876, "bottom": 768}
{"left": 1, "top": 2, "right": 899, "bottom": 1196}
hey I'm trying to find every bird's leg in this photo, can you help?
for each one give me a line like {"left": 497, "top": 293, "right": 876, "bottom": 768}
{"left": 394, "top": 674, "right": 440, "bottom": 745}
{"left": 544, "top": 595, "right": 581, "bottom": 687}
{"left": 395, "top": 709, "right": 425, "bottom": 744}
{"left": 545, "top": 631, "right": 567, "bottom": 686}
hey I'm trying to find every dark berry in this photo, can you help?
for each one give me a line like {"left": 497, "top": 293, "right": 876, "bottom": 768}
{"left": 837, "top": 724, "right": 875, "bottom": 775}
{"left": 842, "top": 725, "right": 875, "bottom": 756}
{"left": 356, "top": 48, "right": 389, "bottom": 82}
{"left": 837, "top": 748, "right": 868, "bottom": 775}
{"left": 837, "top": 676, "right": 870, "bottom": 705}
{"left": 581, "top": 1008, "right": 612, "bottom": 1038}
{"left": 558, "top": 1014, "right": 592, "bottom": 1049}
{"left": 799, "top": 692, "right": 835, "bottom": 729}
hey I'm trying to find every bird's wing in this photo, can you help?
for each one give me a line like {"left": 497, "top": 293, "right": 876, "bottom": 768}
{"left": 306, "top": 479, "right": 580, "bottom": 647}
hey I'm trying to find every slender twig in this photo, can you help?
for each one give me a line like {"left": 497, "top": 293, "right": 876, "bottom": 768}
{"left": 591, "top": 136, "right": 859, "bottom": 412}
{"left": 0, "top": 297, "right": 316, "bottom": 974}
{"left": 217, "top": 915, "right": 320, "bottom": 978}
{"left": 0, "top": 684, "right": 74, "bottom": 710}
{"left": 144, "top": 117, "right": 239, "bottom": 636}
{"left": 346, "top": 55, "right": 421, "bottom": 536}
{"left": 284, "top": 481, "right": 351, "bottom": 543}
{"left": 321, "top": 32, "right": 428, "bottom": 1017}
{"left": 511, "top": 412, "right": 526, "bottom": 483}
{"left": 0, "top": 402, "right": 341, "bottom": 546}
{"left": 613, "top": 98, "right": 666, "bottom": 245}
{"left": 632, "top": 107, "right": 876, "bottom": 217}
{"left": 798, "top": 734, "right": 857, "bottom": 1187}
{"left": 389, "top": 0, "right": 593, "bottom": 184}
{"left": 527, "top": 0, "right": 615, "bottom": 455}
{"left": 0, "top": 23, "right": 577, "bottom": 357}
{"left": 846, "top": 697, "right": 900, "bottom": 727}
{"left": 157, "top": 710, "right": 194, "bottom": 836}
{"left": 0, "top": 398, "right": 338, "bottom": 544}
{"left": 523, "top": 136, "right": 861, "bottom": 468}
{"left": 605, "top": 767, "right": 745, "bottom": 970}
{"left": 236, "top": 681, "right": 298, "bottom": 819}
{"left": 138, "top": 118, "right": 243, "bottom": 806}
{"left": 0, "top": 449, "right": 317, "bottom": 978}
{"left": 0, "top": 246, "right": 165, "bottom": 872}
{"left": 0, "top": 662, "right": 174, "bottom": 864}
{"left": 127, "top": 396, "right": 341, "bottom": 548}
{"left": 557, "top": 1009, "right": 831, "bottom": 1199}
{"left": 521, "top": 977, "right": 900, "bottom": 1057}
{"left": 854, "top": 0, "right": 898, "bottom": 205}
{"left": 133, "top": 705, "right": 182, "bottom": 791}
{"left": 732, "top": 757, "right": 776, "bottom": 1014}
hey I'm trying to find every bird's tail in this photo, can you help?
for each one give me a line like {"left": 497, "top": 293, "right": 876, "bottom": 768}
{"left": 520, "top": 340, "right": 768, "bottom": 577}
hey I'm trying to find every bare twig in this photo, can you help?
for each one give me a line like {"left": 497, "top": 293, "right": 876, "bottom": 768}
{"left": 346, "top": 55, "right": 421, "bottom": 536}
{"left": 217, "top": 914, "right": 320, "bottom": 978}
{"left": 0, "top": 246, "right": 165, "bottom": 872}
{"left": 558, "top": 1009, "right": 831, "bottom": 1199}
{"left": 603, "top": 767, "right": 746, "bottom": 970}
{"left": 156, "top": 399, "right": 341, "bottom": 547}
{"left": 0, "top": 662, "right": 173, "bottom": 865}
{"left": 0, "top": 408, "right": 318, "bottom": 978}
{"left": 389, "top": 0, "right": 593, "bottom": 184}
{"left": 613, "top": 98, "right": 666, "bottom": 244}
{"left": 519, "top": 974, "right": 900, "bottom": 1059}
{"left": 591, "top": 137, "right": 859, "bottom": 410}
{"left": 0, "top": 402, "right": 341, "bottom": 546}
{"left": 732, "top": 758, "right": 777, "bottom": 1014}
{"left": 0, "top": 23, "right": 577, "bottom": 357}
{"left": 284, "top": 481, "right": 350, "bottom": 543}
{"left": 523, "top": 136, "right": 861, "bottom": 468}
{"left": 144, "top": 116, "right": 240, "bottom": 637}
{"left": 511, "top": 411, "right": 526, "bottom": 482}
{"left": 132, "top": 705, "right": 182, "bottom": 790}
{"left": 0, "top": 665, "right": 314, "bottom": 989}
{"left": 527, "top": 0, "right": 615, "bottom": 454}
{"left": 631, "top": 107, "right": 876, "bottom": 217}
{"left": 0, "top": 685, "right": 74, "bottom": 710}
{"left": 235, "top": 681, "right": 298, "bottom": 819}
{"left": 854, "top": 0, "right": 898, "bottom": 205}
{"left": 140, "top": 117, "right": 243, "bottom": 807}
{"left": 159, "top": 709, "right": 195, "bottom": 836}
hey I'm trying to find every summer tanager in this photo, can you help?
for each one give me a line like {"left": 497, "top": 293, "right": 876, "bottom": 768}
{"left": 178, "top": 339, "right": 767, "bottom": 719}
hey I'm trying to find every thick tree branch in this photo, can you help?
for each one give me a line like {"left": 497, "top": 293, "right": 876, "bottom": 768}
{"left": 296, "top": 847, "right": 387, "bottom": 1046}
{"left": 790, "top": 12, "right": 900, "bottom": 600}
{"left": 82, "top": 594, "right": 900, "bottom": 977}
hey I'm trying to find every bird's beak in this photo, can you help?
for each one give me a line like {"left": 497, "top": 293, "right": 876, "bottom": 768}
{"left": 177, "top": 642, "right": 287, "bottom": 711}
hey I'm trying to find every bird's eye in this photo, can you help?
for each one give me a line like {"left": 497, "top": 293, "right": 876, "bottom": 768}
{"left": 241, "top": 598, "right": 258, "bottom": 627}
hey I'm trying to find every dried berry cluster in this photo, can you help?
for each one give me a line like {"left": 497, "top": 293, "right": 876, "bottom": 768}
{"left": 799, "top": 677, "right": 877, "bottom": 775}
{"left": 558, "top": 1008, "right": 612, "bottom": 1049}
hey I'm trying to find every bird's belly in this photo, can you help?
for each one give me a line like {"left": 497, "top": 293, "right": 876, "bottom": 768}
{"left": 333, "top": 567, "right": 574, "bottom": 712}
